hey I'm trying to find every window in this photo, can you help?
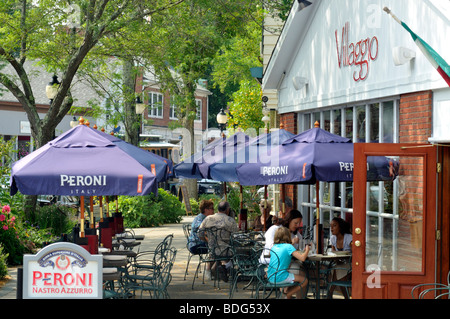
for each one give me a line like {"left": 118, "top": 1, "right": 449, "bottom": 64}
{"left": 148, "top": 92, "right": 163, "bottom": 118}
{"left": 169, "top": 97, "right": 177, "bottom": 120}
{"left": 297, "top": 99, "right": 400, "bottom": 243}
{"left": 195, "top": 99, "right": 202, "bottom": 121}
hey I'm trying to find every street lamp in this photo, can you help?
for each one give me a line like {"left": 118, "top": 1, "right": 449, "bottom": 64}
{"left": 216, "top": 108, "right": 228, "bottom": 136}
{"left": 70, "top": 116, "right": 78, "bottom": 128}
{"left": 45, "top": 75, "right": 60, "bottom": 104}
{"left": 262, "top": 108, "right": 270, "bottom": 133}
{"left": 135, "top": 96, "right": 145, "bottom": 137}
{"left": 261, "top": 96, "right": 270, "bottom": 133}
{"left": 135, "top": 96, "right": 146, "bottom": 114}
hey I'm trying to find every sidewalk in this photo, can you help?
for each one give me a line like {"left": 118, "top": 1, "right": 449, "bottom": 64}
{"left": 0, "top": 216, "right": 254, "bottom": 299}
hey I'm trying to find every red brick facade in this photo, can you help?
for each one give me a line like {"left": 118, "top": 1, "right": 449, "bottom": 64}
{"left": 280, "top": 113, "right": 298, "bottom": 208}
{"left": 399, "top": 90, "right": 433, "bottom": 144}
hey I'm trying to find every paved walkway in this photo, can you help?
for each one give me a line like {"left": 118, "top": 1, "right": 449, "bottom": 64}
{"left": 0, "top": 216, "right": 255, "bottom": 300}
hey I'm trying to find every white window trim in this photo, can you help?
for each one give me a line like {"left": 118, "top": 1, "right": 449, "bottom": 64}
{"left": 169, "top": 97, "right": 177, "bottom": 120}
{"left": 194, "top": 99, "right": 202, "bottom": 122}
{"left": 148, "top": 92, "right": 164, "bottom": 119}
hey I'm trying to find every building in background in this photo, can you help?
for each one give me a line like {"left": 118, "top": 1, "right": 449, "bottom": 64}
{"left": 0, "top": 62, "right": 211, "bottom": 165}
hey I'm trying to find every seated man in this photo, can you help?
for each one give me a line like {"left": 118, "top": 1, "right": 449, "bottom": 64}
{"left": 198, "top": 201, "right": 239, "bottom": 282}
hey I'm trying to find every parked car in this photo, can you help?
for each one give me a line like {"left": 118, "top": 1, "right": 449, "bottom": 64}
{"left": 169, "top": 178, "right": 223, "bottom": 198}
{"left": 37, "top": 195, "right": 79, "bottom": 207}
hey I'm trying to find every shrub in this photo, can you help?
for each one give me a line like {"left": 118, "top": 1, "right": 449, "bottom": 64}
{"left": 157, "top": 189, "right": 185, "bottom": 224}
{"left": 113, "top": 189, "right": 185, "bottom": 228}
{"left": 0, "top": 207, "right": 25, "bottom": 265}
{"left": 0, "top": 243, "right": 8, "bottom": 279}
{"left": 33, "top": 204, "right": 77, "bottom": 237}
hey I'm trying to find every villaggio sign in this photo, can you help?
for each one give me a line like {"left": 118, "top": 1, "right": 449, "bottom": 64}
{"left": 23, "top": 242, "right": 103, "bottom": 299}
{"left": 335, "top": 22, "right": 379, "bottom": 82}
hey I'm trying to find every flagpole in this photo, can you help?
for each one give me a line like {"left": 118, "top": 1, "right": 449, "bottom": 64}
{"left": 384, "top": 6, "right": 450, "bottom": 87}
{"left": 383, "top": 7, "right": 402, "bottom": 25}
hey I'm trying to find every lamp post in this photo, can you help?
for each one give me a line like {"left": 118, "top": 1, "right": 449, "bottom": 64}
{"left": 135, "top": 96, "right": 145, "bottom": 115}
{"left": 261, "top": 96, "right": 270, "bottom": 133}
{"left": 136, "top": 96, "right": 145, "bottom": 137}
{"left": 45, "top": 75, "right": 60, "bottom": 104}
{"left": 70, "top": 116, "right": 78, "bottom": 128}
{"left": 216, "top": 108, "right": 228, "bottom": 137}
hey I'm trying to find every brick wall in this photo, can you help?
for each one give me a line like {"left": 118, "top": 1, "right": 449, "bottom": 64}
{"left": 397, "top": 91, "right": 432, "bottom": 265}
{"left": 399, "top": 91, "right": 433, "bottom": 143}
{"left": 280, "top": 113, "right": 298, "bottom": 207}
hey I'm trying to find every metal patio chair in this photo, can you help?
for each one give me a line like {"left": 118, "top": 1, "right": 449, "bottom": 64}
{"left": 193, "top": 226, "right": 233, "bottom": 290}
{"left": 229, "top": 233, "right": 262, "bottom": 298}
{"left": 254, "top": 248, "right": 308, "bottom": 299}
{"left": 182, "top": 223, "right": 207, "bottom": 281}
{"left": 123, "top": 247, "right": 177, "bottom": 299}
{"left": 411, "top": 270, "right": 450, "bottom": 299}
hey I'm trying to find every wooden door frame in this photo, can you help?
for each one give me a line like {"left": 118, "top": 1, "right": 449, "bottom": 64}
{"left": 353, "top": 143, "right": 437, "bottom": 299}
{"left": 437, "top": 146, "right": 450, "bottom": 285}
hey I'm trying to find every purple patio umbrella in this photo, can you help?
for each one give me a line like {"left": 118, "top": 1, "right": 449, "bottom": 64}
{"left": 174, "top": 131, "right": 250, "bottom": 180}
{"left": 208, "top": 129, "right": 295, "bottom": 182}
{"left": 236, "top": 122, "right": 398, "bottom": 251}
{"left": 90, "top": 128, "right": 173, "bottom": 183}
{"left": 10, "top": 124, "right": 158, "bottom": 236}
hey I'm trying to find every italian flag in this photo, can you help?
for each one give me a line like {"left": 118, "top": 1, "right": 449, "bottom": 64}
{"left": 384, "top": 7, "right": 450, "bottom": 87}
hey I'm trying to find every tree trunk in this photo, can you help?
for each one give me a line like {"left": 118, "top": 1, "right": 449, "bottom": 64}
{"left": 122, "top": 59, "right": 140, "bottom": 146}
{"left": 182, "top": 82, "right": 198, "bottom": 200}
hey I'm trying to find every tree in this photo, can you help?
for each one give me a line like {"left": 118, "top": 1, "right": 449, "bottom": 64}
{"left": 0, "top": 0, "right": 183, "bottom": 215}
{"left": 0, "top": 0, "right": 184, "bottom": 148}
{"left": 210, "top": 7, "right": 265, "bottom": 133}
{"left": 139, "top": 0, "right": 262, "bottom": 198}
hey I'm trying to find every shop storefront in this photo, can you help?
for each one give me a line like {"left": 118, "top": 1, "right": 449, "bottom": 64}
{"left": 263, "top": 0, "right": 450, "bottom": 298}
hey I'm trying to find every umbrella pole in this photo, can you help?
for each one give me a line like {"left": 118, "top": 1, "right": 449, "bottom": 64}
{"left": 240, "top": 185, "right": 243, "bottom": 210}
{"left": 90, "top": 196, "right": 94, "bottom": 229}
{"left": 223, "top": 182, "right": 227, "bottom": 201}
{"left": 280, "top": 184, "right": 286, "bottom": 218}
{"left": 80, "top": 195, "right": 85, "bottom": 238}
{"left": 99, "top": 196, "right": 103, "bottom": 222}
{"left": 263, "top": 185, "right": 268, "bottom": 232}
{"left": 315, "top": 181, "right": 320, "bottom": 254}
{"left": 106, "top": 196, "right": 110, "bottom": 218}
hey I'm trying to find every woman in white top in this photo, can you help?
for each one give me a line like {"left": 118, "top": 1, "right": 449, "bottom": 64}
{"left": 330, "top": 217, "right": 352, "bottom": 252}
{"left": 329, "top": 217, "right": 352, "bottom": 295}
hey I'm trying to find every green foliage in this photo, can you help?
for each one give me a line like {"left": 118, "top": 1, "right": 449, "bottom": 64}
{"left": 0, "top": 206, "right": 24, "bottom": 265}
{"left": 157, "top": 188, "right": 186, "bottom": 224}
{"left": 226, "top": 185, "right": 260, "bottom": 217}
{"left": 0, "top": 243, "right": 8, "bottom": 279}
{"left": 33, "top": 205, "right": 77, "bottom": 237}
{"left": 210, "top": 8, "right": 263, "bottom": 97}
{"left": 112, "top": 188, "right": 185, "bottom": 228}
{"left": 227, "top": 80, "right": 264, "bottom": 132}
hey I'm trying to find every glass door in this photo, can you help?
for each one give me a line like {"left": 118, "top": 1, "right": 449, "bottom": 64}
{"left": 353, "top": 144, "right": 437, "bottom": 299}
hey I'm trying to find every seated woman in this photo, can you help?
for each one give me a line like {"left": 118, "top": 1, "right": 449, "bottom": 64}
{"left": 330, "top": 217, "right": 352, "bottom": 252}
{"left": 253, "top": 199, "right": 273, "bottom": 231}
{"left": 328, "top": 217, "right": 352, "bottom": 298}
{"left": 188, "top": 200, "right": 215, "bottom": 278}
{"left": 268, "top": 227, "right": 310, "bottom": 299}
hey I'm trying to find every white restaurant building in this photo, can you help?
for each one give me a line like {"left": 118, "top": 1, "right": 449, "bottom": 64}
{"left": 263, "top": 0, "right": 450, "bottom": 298}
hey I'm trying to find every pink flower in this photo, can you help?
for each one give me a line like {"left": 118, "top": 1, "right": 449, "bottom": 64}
{"left": 0, "top": 214, "right": 5, "bottom": 222}
{"left": 2, "top": 225, "right": 8, "bottom": 231}
{"left": 2, "top": 205, "right": 10, "bottom": 214}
